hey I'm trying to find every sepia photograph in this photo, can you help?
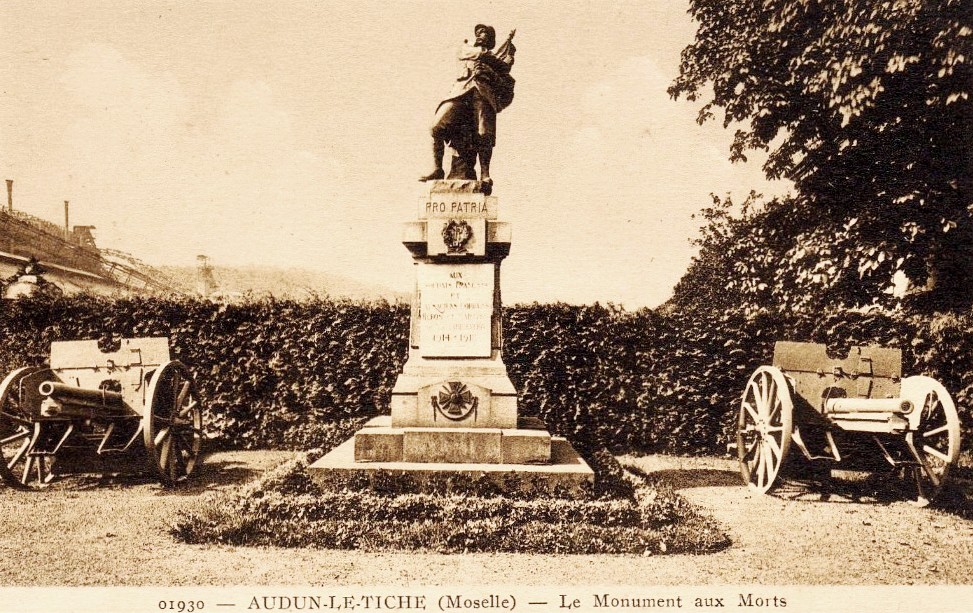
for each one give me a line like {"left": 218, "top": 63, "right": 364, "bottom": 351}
{"left": 0, "top": 1, "right": 971, "bottom": 611}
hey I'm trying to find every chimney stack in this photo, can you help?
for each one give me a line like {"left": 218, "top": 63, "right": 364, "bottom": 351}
{"left": 64, "top": 200, "right": 70, "bottom": 240}
{"left": 5, "top": 180, "right": 11, "bottom": 212}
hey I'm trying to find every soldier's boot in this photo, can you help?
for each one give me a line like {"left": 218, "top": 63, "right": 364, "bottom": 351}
{"left": 419, "top": 139, "right": 446, "bottom": 182}
{"left": 478, "top": 145, "right": 493, "bottom": 187}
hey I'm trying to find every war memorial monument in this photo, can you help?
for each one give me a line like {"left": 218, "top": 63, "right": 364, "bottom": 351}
{"left": 309, "top": 25, "right": 593, "bottom": 494}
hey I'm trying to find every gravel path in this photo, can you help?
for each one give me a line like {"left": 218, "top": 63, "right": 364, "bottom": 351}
{"left": 0, "top": 451, "right": 969, "bottom": 586}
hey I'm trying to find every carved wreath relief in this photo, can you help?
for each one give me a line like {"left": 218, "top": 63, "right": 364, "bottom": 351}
{"left": 442, "top": 219, "right": 473, "bottom": 254}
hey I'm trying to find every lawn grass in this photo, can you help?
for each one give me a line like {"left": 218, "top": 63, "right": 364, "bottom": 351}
{"left": 172, "top": 451, "right": 731, "bottom": 555}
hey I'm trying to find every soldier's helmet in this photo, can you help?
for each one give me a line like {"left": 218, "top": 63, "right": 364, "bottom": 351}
{"left": 474, "top": 24, "right": 496, "bottom": 49}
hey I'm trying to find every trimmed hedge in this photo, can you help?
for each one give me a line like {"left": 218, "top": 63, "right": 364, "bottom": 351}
{"left": 0, "top": 295, "right": 970, "bottom": 454}
{"left": 0, "top": 295, "right": 408, "bottom": 449}
{"left": 506, "top": 303, "right": 973, "bottom": 455}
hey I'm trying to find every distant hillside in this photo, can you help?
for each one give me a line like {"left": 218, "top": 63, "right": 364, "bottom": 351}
{"left": 158, "top": 265, "right": 407, "bottom": 302}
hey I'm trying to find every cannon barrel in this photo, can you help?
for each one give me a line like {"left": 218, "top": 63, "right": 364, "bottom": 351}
{"left": 824, "top": 397, "right": 913, "bottom": 414}
{"left": 37, "top": 381, "right": 129, "bottom": 416}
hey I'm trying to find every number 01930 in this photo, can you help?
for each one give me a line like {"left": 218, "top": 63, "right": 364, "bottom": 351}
{"left": 159, "top": 601, "right": 204, "bottom": 613}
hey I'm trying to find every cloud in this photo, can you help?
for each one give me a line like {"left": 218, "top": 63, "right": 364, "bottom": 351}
{"left": 570, "top": 55, "right": 733, "bottom": 187}
{"left": 179, "top": 79, "right": 360, "bottom": 269}
{"left": 60, "top": 43, "right": 189, "bottom": 164}
{"left": 500, "top": 54, "right": 791, "bottom": 307}
{"left": 53, "top": 46, "right": 361, "bottom": 272}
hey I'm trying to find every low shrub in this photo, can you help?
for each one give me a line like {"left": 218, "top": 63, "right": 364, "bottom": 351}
{"left": 172, "top": 453, "right": 731, "bottom": 555}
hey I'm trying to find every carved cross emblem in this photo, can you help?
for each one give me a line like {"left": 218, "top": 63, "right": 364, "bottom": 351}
{"left": 431, "top": 381, "right": 478, "bottom": 422}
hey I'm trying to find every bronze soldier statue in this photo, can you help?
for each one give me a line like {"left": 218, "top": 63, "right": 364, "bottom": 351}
{"left": 420, "top": 25, "right": 516, "bottom": 188}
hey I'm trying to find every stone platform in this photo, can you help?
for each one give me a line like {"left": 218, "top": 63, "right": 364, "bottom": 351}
{"left": 308, "top": 424, "right": 594, "bottom": 499}
{"left": 355, "top": 423, "right": 552, "bottom": 464}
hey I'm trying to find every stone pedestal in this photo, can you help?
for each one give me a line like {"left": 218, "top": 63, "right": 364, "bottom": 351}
{"left": 308, "top": 181, "right": 592, "bottom": 497}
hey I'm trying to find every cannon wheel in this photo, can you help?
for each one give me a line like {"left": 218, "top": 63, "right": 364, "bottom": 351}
{"left": 737, "top": 365, "right": 793, "bottom": 494}
{"left": 0, "top": 367, "right": 56, "bottom": 489}
{"left": 901, "top": 375, "right": 961, "bottom": 506}
{"left": 144, "top": 361, "right": 203, "bottom": 487}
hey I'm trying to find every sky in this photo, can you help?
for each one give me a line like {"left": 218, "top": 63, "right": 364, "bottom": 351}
{"left": 0, "top": 1, "right": 791, "bottom": 308}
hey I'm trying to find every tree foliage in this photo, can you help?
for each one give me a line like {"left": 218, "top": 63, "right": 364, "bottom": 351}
{"left": 669, "top": 191, "right": 787, "bottom": 313}
{"left": 670, "top": 0, "right": 973, "bottom": 310}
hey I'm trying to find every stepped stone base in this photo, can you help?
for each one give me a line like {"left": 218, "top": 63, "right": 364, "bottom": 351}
{"left": 308, "top": 437, "right": 594, "bottom": 499}
{"left": 355, "top": 426, "right": 551, "bottom": 464}
{"left": 308, "top": 416, "right": 594, "bottom": 499}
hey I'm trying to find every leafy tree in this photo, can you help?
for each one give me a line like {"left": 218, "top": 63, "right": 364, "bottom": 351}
{"left": 667, "top": 192, "right": 775, "bottom": 314}
{"left": 669, "top": 0, "right": 973, "bottom": 311}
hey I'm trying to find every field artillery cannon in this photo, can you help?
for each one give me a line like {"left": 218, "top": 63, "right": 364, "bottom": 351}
{"left": 0, "top": 337, "right": 203, "bottom": 489}
{"left": 737, "top": 341, "right": 961, "bottom": 505}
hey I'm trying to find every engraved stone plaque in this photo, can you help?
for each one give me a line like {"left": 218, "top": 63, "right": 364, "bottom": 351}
{"left": 418, "top": 262, "right": 493, "bottom": 357}
{"left": 418, "top": 194, "right": 498, "bottom": 219}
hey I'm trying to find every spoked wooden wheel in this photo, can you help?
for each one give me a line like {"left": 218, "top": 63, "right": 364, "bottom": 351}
{"left": 144, "top": 361, "right": 203, "bottom": 486}
{"left": 0, "top": 367, "right": 56, "bottom": 489}
{"left": 738, "top": 366, "right": 793, "bottom": 494}
{"left": 901, "top": 375, "right": 960, "bottom": 506}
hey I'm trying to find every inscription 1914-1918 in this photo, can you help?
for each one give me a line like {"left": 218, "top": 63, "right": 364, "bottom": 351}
{"left": 417, "top": 263, "right": 493, "bottom": 358}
